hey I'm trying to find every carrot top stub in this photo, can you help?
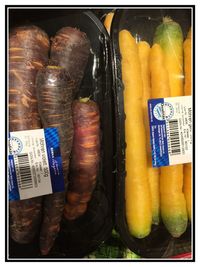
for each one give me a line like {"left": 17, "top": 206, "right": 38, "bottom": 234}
{"left": 79, "top": 97, "right": 90, "bottom": 103}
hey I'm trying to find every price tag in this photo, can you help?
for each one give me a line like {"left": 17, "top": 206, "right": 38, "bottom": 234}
{"left": 148, "top": 96, "right": 192, "bottom": 167}
{"left": 8, "top": 128, "right": 64, "bottom": 201}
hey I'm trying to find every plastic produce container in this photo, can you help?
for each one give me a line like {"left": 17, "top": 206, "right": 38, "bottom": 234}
{"left": 111, "top": 8, "right": 192, "bottom": 258}
{"left": 7, "top": 7, "right": 193, "bottom": 260}
{"left": 8, "top": 8, "right": 114, "bottom": 259}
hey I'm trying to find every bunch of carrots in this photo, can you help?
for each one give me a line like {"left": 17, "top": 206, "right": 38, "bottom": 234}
{"left": 104, "top": 13, "right": 192, "bottom": 239}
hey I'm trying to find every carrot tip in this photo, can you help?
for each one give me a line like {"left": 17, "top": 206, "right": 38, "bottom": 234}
{"left": 40, "top": 248, "right": 49, "bottom": 256}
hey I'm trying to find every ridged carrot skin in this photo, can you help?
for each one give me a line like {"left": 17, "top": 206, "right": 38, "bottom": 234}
{"left": 64, "top": 98, "right": 100, "bottom": 220}
{"left": 119, "top": 30, "right": 152, "bottom": 238}
{"left": 36, "top": 66, "right": 74, "bottom": 255}
{"left": 9, "top": 25, "right": 49, "bottom": 244}
{"left": 153, "top": 17, "right": 188, "bottom": 237}
{"left": 154, "top": 17, "right": 184, "bottom": 97}
{"left": 183, "top": 28, "right": 192, "bottom": 221}
{"left": 50, "top": 27, "right": 91, "bottom": 96}
{"left": 138, "top": 41, "right": 160, "bottom": 225}
{"left": 104, "top": 12, "right": 114, "bottom": 34}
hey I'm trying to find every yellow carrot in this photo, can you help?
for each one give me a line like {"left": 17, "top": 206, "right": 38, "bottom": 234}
{"left": 184, "top": 28, "right": 192, "bottom": 96}
{"left": 153, "top": 17, "right": 188, "bottom": 237}
{"left": 119, "top": 30, "right": 152, "bottom": 238}
{"left": 104, "top": 12, "right": 114, "bottom": 35}
{"left": 154, "top": 17, "right": 184, "bottom": 96}
{"left": 183, "top": 163, "right": 192, "bottom": 220}
{"left": 138, "top": 41, "right": 160, "bottom": 225}
{"left": 150, "top": 44, "right": 170, "bottom": 99}
{"left": 183, "top": 28, "right": 192, "bottom": 221}
{"left": 160, "top": 165, "right": 188, "bottom": 237}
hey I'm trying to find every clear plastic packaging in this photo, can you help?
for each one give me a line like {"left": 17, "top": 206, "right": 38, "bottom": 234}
{"left": 111, "top": 8, "right": 192, "bottom": 258}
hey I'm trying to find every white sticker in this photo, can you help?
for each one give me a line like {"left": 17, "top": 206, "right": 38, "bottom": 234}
{"left": 148, "top": 96, "right": 192, "bottom": 167}
{"left": 165, "top": 96, "right": 192, "bottom": 165}
{"left": 9, "top": 128, "right": 64, "bottom": 201}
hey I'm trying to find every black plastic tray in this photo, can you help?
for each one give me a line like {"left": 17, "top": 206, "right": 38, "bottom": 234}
{"left": 111, "top": 8, "right": 192, "bottom": 258}
{"left": 8, "top": 9, "right": 114, "bottom": 259}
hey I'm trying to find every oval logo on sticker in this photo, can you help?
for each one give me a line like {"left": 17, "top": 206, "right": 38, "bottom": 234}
{"left": 9, "top": 136, "right": 23, "bottom": 155}
{"left": 153, "top": 102, "right": 174, "bottom": 121}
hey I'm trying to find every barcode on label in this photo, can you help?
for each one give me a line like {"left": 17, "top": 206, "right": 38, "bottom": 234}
{"left": 167, "top": 119, "right": 181, "bottom": 156}
{"left": 16, "top": 153, "right": 33, "bottom": 190}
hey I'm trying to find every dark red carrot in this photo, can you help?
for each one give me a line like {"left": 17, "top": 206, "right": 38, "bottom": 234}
{"left": 50, "top": 27, "right": 91, "bottom": 96}
{"left": 9, "top": 25, "right": 49, "bottom": 244}
{"left": 64, "top": 203, "right": 87, "bottom": 220}
{"left": 64, "top": 98, "right": 100, "bottom": 220}
{"left": 36, "top": 66, "right": 74, "bottom": 255}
